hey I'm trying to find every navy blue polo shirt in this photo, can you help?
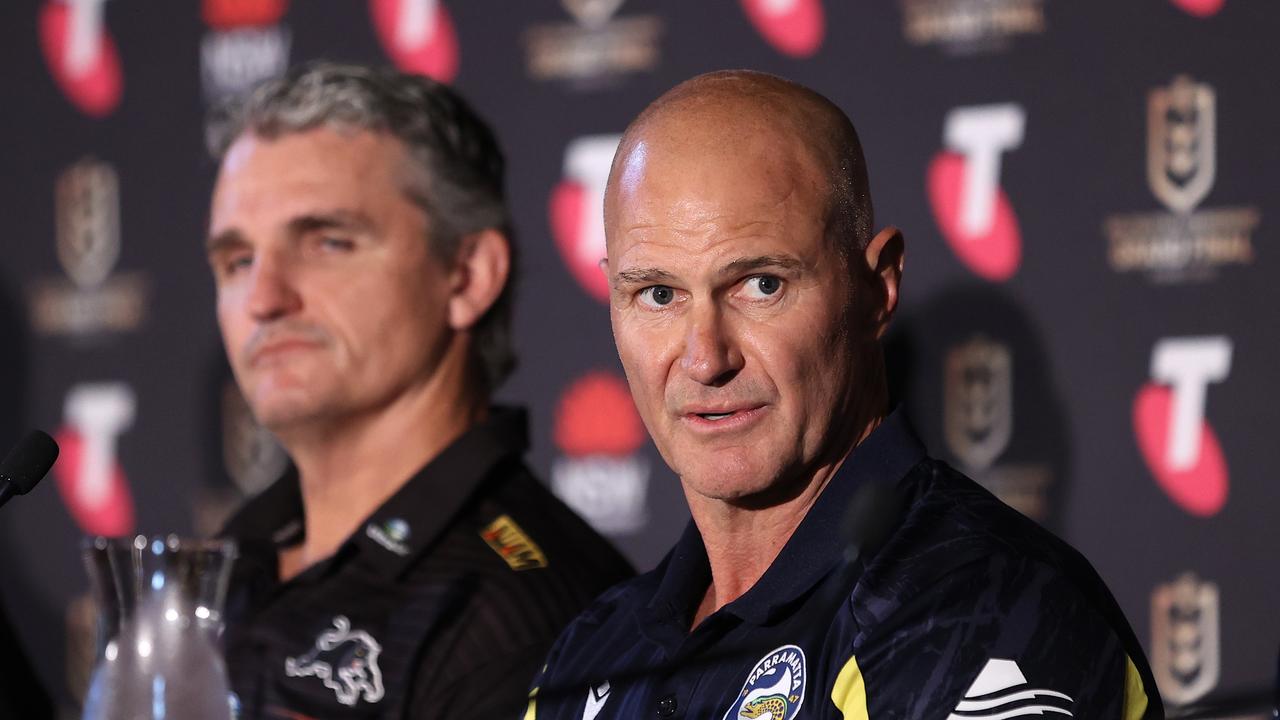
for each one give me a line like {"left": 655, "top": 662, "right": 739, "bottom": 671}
{"left": 525, "top": 412, "right": 1161, "bottom": 719}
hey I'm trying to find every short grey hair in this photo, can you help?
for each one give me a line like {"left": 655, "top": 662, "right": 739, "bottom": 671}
{"left": 207, "top": 62, "right": 517, "bottom": 391}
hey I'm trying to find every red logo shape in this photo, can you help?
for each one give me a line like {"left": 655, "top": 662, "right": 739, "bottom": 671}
{"left": 202, "top": 0, "right": 288, "bottom": 29}
{"left": 369, "top": 0, "right": 459, "bottom": 82}
{"left": 739, "top": 0, "right": 825, "bottom": 57}
{"left": 927, "top": 151, "right": 1022, "bottom": 281}
{"left": 555, "top": 372, "right": 645, "bottom": 457}
{"left": 1133, "top": 383, "right": 1228, "bottom": 517}
{"left": 1170, "top": 0, "right": 1225, "bottom": 17}
{"left": 39, "top": 1, "right": 123, "bottom": 117}
{"left": 51, "top": 427, "right": 136, "bottom": 537}
{"left": 550, "top": 181, "right": 611, "bottom": 302}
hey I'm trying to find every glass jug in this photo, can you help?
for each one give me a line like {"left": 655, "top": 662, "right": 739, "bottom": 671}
{"left": 81, "top": 535, "right": 237, "bottom": 720}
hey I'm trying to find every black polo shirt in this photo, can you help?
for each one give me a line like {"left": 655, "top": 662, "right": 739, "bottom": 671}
{"left": 220, "top": 407, "right": 633, "bottom": 720}
{"left": 526, "top": 411, "right": 1162, "bottom": 720}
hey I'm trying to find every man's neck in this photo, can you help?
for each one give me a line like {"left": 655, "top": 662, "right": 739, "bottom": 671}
{"left": 274, "top": 363, "right": 484, "bottom": 581}
{"left": 687, "top": 408, "right": 885, "bottom": 629}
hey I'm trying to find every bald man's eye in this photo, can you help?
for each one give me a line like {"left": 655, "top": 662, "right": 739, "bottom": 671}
{"left": 638, "top": 285, "right": 676, "bottom": 308}
{"left": 741, "top": 275, "right": 783, "bottom": 300}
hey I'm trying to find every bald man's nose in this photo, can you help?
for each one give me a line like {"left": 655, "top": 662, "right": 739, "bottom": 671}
{"left": 245, "top": 252, "right": 301, "bottom": 321}
{"left": 679, "top": 306, "right": 743, "bottom": 386}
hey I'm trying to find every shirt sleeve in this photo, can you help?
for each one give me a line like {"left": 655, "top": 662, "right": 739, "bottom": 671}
{"left": 828, "top": 554, "right": 1156, "bottom": 720}
{"left": 405, "top": 640, "right": 550, "bottom": 720}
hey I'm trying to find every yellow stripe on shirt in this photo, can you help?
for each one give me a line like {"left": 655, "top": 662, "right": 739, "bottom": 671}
{"left": 831, "top": 655, "right": 870, "bottom": 720}
{"left": 1123, "top": 654, "right": 1149, "bottom": 720}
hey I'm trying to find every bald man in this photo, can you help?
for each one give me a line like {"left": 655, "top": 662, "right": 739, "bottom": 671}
{"left": 523, "top": 71, "right": 1161, "bottom": 720}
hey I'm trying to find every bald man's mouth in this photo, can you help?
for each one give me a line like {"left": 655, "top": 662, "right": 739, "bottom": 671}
{"left": 679, "top": 404, "right": 768, "bottom": 433}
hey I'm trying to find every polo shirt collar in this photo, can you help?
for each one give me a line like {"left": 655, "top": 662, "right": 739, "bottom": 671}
{"left": 646, "top": 409, "right": 925, "bottom": 629}
{"left": 221, "top": 406, "right": 530, "bottom": 581}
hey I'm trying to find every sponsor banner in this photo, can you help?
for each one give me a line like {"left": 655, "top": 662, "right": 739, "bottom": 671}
{"left": 1151, "top": 573, "right": 1221, "bottom": 705}
{"left": 1105, "top": 75, "right": 1259, "bottom": 283}
{"left": 944, "top": 335, "right": 1051, "bottom": 521}
{"left": 928, "top": 104, "right": 1025, "bottom": 281}
{"left": 551, "top": 372, "right": 649, "bottom": 536}
{"left": 550, "top": 134, "right": 622, "bottom": 303}
{"left": 900, "top": 0, "right": 1045, "bottom": 54}
{"left": 1134, "top": 336, "right": 1232, "bottom": 517}
{"left": 740, "top": 0, "right": 825, "bottom": 58}
{"left": 369, "top": 0, "right": 459, "bottom": 82}
{"left": 200, "top": 0, "right": 290, "bottom": 105}
{"left": 1170, "top": 0, "right": 1225, "bottom": 18}
{"left": 523, "top": 0, "right": 662, "bottom": 89}
{"left": 39, "top": 0, "right": 123, "bottom": 117}
{"left": 52, "top": 382, "right": 137, "bottom": 537}
{"left": 28, "top": 159, "right": 148, "bottom": 338}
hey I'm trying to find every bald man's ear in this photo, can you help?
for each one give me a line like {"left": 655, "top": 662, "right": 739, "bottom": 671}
{"left": 447, "top": 228, "right": 510, "bottom": 331}
{"left": 863, "top": 226, "right": 905, "bottom": 339}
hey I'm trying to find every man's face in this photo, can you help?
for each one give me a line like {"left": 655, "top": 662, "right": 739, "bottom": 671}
{"left": 208, "top": 127, "right": 455, "bottom": 432}
{"left": 606, "top": 129, "right": 870, "bottom": 504}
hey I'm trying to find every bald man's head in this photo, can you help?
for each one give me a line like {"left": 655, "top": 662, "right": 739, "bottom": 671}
{"left": 604, "top": 70, "right": 874, "bottom": 259}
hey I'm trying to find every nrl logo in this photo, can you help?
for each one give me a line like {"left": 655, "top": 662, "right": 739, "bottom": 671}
{"left": 944, "top": 335, "right": 1012, "bottom": 472}
{"left": 1151, "top": 572, "right": 1220, "bottom": 705}
{"left": 1148, "top": 75, "right": 1216, "bottom": 214}
{"left": 285, "top": 615, "right": 386, "bottom": 707}
{"left": 562, "top": 0, "right": 624, "bottom": 28}
{"left": 55, "top": 159, "right": 120, "bottom": 289}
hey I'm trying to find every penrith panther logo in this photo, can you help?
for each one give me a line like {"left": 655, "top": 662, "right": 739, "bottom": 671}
{"left": 285, "top": 616, "right": 386, "bottom": 707}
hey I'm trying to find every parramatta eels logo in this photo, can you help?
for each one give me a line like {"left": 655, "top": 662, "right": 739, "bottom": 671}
{"left": 284, "top": 616, "right": 386, "bottom": 707}
{"left": 723, "top": 644, "right": 806, "bottom": 720}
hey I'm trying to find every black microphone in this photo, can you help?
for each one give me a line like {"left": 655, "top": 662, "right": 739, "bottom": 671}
{"left": 0, "top": 430, "right": 60, "bottom": 510}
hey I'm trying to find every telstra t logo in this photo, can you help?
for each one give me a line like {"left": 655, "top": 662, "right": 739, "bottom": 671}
{"left": 550, "top": 134, "right": 622, "bottom": 303}
{"left": 927, "top": 103, "right": 1025, "bottom": 281}
{"left": 39, "top": 0, "right": 123, "bottom": 117}
{"left": 1133, "top": 336, "right": 1232, "bottom": 516}
{"left": 369, "top": 0, "right": 459, "bottom": 82}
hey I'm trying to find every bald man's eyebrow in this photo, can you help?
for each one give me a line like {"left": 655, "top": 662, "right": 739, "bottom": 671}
{"left": 720, "top": 254, "right": 804, "bottom": 277}
{"left": 614, "top": 267, "right": 677, "bottom": 288}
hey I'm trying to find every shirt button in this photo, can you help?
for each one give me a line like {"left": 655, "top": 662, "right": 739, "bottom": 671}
{"left": 656, "top": 694, "right": 677, "bottom": 717}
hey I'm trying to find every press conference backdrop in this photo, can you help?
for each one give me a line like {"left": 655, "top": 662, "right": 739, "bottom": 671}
{"left": 1, "top": 0, "right": 1275, "bottom": 714}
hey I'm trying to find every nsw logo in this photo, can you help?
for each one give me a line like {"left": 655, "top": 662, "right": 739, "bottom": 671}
{"left": 39, "top": 0, "right": 123, "bottom": 117}
{"left": 550, "top": 134, "right": 622, "bottom": 303}
{"left": 552, "top": 372, "right": 650, "bottom": 536}
{"left": 723, "top": 644, "right": 806, "bottom": 720}
{"left": 1133, "top": 336, "right": 1231, "bottom": 517}
{"left": 369, "top": 0, "right": 459, "bottom": 82}
{"left": 927, "top": 103, "right": 1025, "bottom": 281}
{"left": 740, "top": 0, "right": 825, "bottom": 58}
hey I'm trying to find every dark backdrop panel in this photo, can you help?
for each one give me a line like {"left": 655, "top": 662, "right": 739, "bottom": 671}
{"left": 1, "top": 0, "right": 1274, "bottom": 714}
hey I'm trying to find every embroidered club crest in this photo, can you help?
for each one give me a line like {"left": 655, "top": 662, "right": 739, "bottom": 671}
{"left": 723, "top": 644, "right": 807, "bottom": 720}
{"left": 284, "top": 615, "right": 386, "bottom": 707}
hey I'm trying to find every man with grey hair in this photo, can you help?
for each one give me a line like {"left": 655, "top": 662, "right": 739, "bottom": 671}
{"left": 525, "top": 70, "right": 1160, "bottom": 719}
{"left": 206, "top": 63, "right": 631, "bottom": 720}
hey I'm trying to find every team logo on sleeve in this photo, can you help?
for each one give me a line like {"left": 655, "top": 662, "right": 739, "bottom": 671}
{"left": 723, "top": 645, "right": 806, "bottom": 720}
{"left": 285, "top": 616, "right": 386, "bottom": 707}
{"left": 948, "top": 658, "right": 1073, "bottom": 718}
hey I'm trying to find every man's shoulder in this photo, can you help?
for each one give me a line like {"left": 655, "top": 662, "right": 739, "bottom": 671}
{"left": 880, "top": 457, "right": 1100, "bottom": 583}
{"left": 461, "top": 460, "right": 635, "bottom": 583}
{"left": 856, "top": 457, "right": 1139, "bottom": 644}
